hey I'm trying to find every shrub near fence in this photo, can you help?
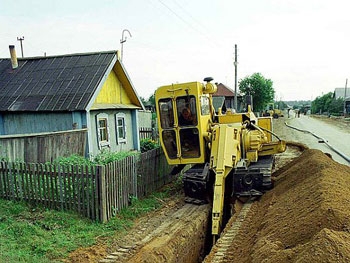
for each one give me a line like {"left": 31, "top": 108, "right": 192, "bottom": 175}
{"left": 0, "top": 148, "right": 174, "bottom": 222}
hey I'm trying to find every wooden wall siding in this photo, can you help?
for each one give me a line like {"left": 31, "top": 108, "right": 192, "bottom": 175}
{"left": 0, "top": 148, "right": 174, "bottom": 222}
{"left": 3, "top": 112, "right": 74, "bottom": 135}
{"left": 138, "top": 111, "right": 152, "bottom": 128}
{"left": 0, "top": 129, "right": 87, "bottom": 163}
{"left": 89, "top": 110, "right": 135, "bottom": 155}
{"left": 93, "top": 70, "right": 132, "bottom": 105}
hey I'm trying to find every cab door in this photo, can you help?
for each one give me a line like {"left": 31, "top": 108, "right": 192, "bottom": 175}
{"left": 157, "top": 96, "right": 201, "bottom": 163}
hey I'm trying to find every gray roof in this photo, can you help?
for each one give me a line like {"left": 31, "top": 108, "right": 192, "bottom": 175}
{"left": 0, "top": 51, "right": 116, "bottom": 111}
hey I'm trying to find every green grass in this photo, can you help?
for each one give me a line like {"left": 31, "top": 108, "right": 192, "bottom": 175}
{"left": 0, "top": 180, "right": 181, "bottom": 263}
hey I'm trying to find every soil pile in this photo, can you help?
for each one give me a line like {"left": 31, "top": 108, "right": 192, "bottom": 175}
{"left": 67, "top": 245, "right": 107, "bottom": 263}
{"left": 221, "top": 149, "right": 350, "bottom": 262}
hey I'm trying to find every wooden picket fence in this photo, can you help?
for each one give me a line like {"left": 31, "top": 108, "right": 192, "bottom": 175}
{"left": 0, "top": 148, "right": 174, "bottom": 222}
{"left": 139, "top": 127, "right": 156, "bottom": 140}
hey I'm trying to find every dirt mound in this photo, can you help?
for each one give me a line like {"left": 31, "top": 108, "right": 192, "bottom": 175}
{"left": 66, "top": 244, "right": 107, "bottom": 263}
{"left": 222, "top": 149, "right": 350, "bottom": 262}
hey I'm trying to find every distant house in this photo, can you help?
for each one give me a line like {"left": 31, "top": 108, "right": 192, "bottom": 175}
{"left": 0, "top": 48, "right": 145, "bottom": 159}
{"left": 333, "top": 87, "right": 350, "bottom": 100}
{"left": 212, "top": 83, "right": 243, "bottom": 112}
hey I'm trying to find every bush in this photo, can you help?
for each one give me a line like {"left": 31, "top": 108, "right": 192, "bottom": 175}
{"left": 52, "top": 150, "right": 138, "bottom": 166}
{"left": 92, "top": 149, "right": 138, "bottom": 165}
{"left": 52, "top": 154, "right": 93, "bottom": 166}
{"left": 140, "top": 138, "right": 159, "bottom": 153}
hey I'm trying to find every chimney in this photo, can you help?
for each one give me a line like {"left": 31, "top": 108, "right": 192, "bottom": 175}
{"left": 9, "top": 45, "right": 18, "bottom": 69}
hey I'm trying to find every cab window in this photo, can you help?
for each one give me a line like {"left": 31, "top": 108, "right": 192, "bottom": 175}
{"left": 158, "top": 99, "right": 174, "bottom": 129}
{"left": 162, "top": 130, "right": 177, "bottom": 159}
{"left": 176, "top": 96, "right": 197, "bottom": 126}
{"left": 180, "top": 128, "right": 200, "bottom": 158}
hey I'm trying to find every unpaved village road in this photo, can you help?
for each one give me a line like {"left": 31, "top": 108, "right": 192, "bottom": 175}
{"left": 281, "top": 112, "right": 350, "bottom": 165}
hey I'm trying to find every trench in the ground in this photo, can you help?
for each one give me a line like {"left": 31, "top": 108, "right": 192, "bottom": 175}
{"left": 181, "top": 186, "right": 240, "bottom": 262}
{"left": 121, "top": 203, "right": 212, "bottom": 263}
{"left": 125, "top": 185, "right": 249, "bottom": 263}
{"left": 184, "top": 198, "right": 245, "bottom": 263}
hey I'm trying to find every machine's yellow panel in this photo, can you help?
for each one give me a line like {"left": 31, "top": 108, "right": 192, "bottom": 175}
{"left": 257, "top": 117, "right": 272, "bottom": 142}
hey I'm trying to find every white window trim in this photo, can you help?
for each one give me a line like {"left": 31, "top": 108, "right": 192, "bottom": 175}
{"left": 96, "top": 113, "right": 110, "bottom": 149}
{"left": 115, "top": 113, "right": 127, "bottom": 144}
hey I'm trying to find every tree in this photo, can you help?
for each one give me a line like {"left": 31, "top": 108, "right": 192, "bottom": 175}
{"left": 239, "top": 73, "right": 275, "bottom": 112}
{"left": 140, "top": 94, "right": 155, "bottom": 108}
{"left": 141, "top": 94, "right": 157, "bottom": 120}
{"left": 311, "top": 92, "right": 344, "bottom": 115}
{"left": 329, "top": 97, "right": 344, "bottom": 115}
{"left": 276, "top": 100, "right": 287, "bottom": 110}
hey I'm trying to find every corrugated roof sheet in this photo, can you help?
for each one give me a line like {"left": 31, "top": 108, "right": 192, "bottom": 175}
{"left": 0, "top": 51, "right": 116, "bottom": 111}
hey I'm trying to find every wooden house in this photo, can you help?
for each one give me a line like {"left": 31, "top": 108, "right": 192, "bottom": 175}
{"left": 0, "top": 47, "right": 144, "bottom": 160}
{"left": 212, "top": 83, "right": 243, "bottom": 112}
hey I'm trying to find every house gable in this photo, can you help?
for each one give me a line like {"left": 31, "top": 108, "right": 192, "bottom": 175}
{"left": 114, "top": 61, "right": 142, "bottom": 107}
{"left": 90, "top": 60, "right": 144, "bottom": 110}
{"left": 93, "top": 69, "right": 132, "bottom": 105}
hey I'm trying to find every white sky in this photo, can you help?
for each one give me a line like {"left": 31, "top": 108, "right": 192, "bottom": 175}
{"left": 1, "top": 0, "right": 349, "bottom": 101}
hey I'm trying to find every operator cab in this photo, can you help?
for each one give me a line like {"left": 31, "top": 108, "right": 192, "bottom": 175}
{"left": 156, "top": 80, "right": 215, "bottom": 165}
{"left": 158, "top": 95, "right": 200, "bottom": 160}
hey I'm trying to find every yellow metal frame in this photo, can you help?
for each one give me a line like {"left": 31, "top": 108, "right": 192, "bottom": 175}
{"left": 155, "top": 81, "right": 213, "bottom": 165}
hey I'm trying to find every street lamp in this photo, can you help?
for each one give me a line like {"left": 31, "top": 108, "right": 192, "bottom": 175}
{"left": 120, "top": 29, "right": 132, "bottom": 62}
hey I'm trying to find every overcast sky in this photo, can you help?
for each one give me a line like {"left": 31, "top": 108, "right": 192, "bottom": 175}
{"left": 1, "top": 0, "right": 349, "bottom": 101}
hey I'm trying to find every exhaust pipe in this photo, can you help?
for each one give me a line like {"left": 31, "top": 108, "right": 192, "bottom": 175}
{"left": 9, "top": 45, "right": 18, "bottom": 69}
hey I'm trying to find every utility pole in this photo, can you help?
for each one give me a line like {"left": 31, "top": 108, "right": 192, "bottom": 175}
{"left": 234, "top": 44, "right": 238, "bottom": 111}
{"left": 17, "top": 36, "right": 24, "bottom": 58}
{"left": 344, "top": 78, "right": 348, "bottom": 116}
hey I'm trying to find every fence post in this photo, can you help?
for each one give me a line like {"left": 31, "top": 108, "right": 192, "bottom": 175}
{"left": 58, "top": 165, "right": 64, "bottom": 210}
{"left": 97, "top": 165, "right": 107, "bottom": 222}
{"left": 8, "top": 163, "right": 15, "bottom": 199}
{"left": 132, "top": 155, "right": 138, "bottom": 199}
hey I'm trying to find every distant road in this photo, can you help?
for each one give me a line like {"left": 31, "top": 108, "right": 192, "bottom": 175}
{"left": 285, "top": 112, "right": 350, "bottom": 165}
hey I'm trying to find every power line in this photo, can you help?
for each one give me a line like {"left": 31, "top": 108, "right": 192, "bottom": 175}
{"left": 171, "top": 0, "right": 209, "bottom": 33}
{"left": 157, "top": 0, "right": 219, "bottom": 47}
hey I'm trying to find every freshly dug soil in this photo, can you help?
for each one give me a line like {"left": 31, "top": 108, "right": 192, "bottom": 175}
{"left": 67, "top": 196, "right": 211, "bottom": 263}
{"left": 67, "top": 117, "right": 350, "bottom": 263}
{"left": 216, "top": 149, "right": 350, "bottom": 263}
{"left": 125, "top": 204, "right": 210, "bottom": 263}
{"left": 68, "top": 245, "right": 108, "bottom": 263}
